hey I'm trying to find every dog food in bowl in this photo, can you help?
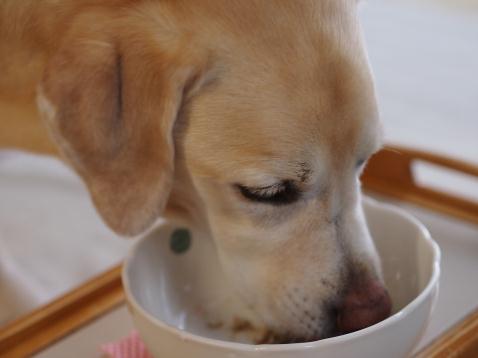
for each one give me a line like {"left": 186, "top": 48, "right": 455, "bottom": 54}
{"left": 123, "top": 198, "right": 440, "bottom": 358}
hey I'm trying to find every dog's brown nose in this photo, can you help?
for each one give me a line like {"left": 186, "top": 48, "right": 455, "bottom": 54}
{"left": 336, "top": 278, "right": 392, "bottom": 334}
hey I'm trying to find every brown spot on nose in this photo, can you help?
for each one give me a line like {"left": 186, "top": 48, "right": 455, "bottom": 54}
{"left": 336, "top": 279, "right": 392, "bottom": 334}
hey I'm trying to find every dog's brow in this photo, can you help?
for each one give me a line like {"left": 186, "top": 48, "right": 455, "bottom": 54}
{"left": 296, "top": 162, "right": 313, "bottom": 183}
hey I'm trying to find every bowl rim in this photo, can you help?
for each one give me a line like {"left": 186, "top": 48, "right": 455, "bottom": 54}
{"left": 122, "top": 198, "right": 441, "bottom": 352}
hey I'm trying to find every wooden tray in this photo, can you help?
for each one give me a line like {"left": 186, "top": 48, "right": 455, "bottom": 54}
{"left": 1, "top": 145, "right": 477, "bottom": 358}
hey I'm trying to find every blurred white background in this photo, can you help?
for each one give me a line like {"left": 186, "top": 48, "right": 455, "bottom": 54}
{"left": 361, "top": 0, "right": 478, "bottom": 164}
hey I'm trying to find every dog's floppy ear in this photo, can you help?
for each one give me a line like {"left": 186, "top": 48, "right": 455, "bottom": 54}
{"left": 39, "top": 14, "right": 205, "bottom": 236}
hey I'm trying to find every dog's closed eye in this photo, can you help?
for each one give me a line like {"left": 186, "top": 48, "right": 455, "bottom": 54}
{"left": 236, "top": 180, "right": 300, "bottom": 205}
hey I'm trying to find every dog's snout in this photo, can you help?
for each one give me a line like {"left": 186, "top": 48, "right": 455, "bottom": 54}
{"left": 336, "top": 278, "right": 392, "bottom": 334}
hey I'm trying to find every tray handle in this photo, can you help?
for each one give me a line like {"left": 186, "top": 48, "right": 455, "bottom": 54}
{"left": 362, "top": 145, "right": 478, "bottom": 224}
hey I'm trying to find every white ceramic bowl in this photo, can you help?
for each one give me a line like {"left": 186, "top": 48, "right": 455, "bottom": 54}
{"left": 123, "top": 198, "right": 440, "bottom": 358}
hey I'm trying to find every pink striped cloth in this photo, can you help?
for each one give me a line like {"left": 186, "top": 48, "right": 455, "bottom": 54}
{"left": 101, "top": 331, "right": 153, "bottom": 358}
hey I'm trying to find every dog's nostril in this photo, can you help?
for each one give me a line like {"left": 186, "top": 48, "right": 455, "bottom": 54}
{"left": 336, "top": 279, "right": 392, "bottom": 334}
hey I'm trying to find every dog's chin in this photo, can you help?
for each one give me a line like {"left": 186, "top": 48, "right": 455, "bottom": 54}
{"left": 257, "top": 328, "right": 336, "bottom": 345}
{"left": 258, "top": 317, "right": 338, "bottom": 344}
{"left": 257, "top": 303, "right": 340, "bottom": 344}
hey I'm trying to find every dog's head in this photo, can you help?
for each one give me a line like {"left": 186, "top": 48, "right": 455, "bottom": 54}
{"left": 38, "top": 0, "right": 390, "bottom": 342}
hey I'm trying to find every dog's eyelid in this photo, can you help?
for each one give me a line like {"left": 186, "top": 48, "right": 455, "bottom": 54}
{"left": 247, "top": 182, "right": 284, "bottom": 194}
{"left": 235, "top": 180, "right": 300, "bottom": 205}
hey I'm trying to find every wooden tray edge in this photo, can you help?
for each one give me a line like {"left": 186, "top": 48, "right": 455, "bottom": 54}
{"left": 0, "top": 265, "right": 124, "bottom": 357}
{"left": 0, "top": 145, "right": 477, "bottom": 357}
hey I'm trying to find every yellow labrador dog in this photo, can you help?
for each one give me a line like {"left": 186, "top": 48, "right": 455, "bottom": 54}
{"left": 1, "top": 0, "right": 391, "bottom": 342}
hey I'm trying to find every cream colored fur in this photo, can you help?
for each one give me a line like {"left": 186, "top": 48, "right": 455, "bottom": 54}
{"left": 1, "top": 0, "right": 384, "bottom": 341}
